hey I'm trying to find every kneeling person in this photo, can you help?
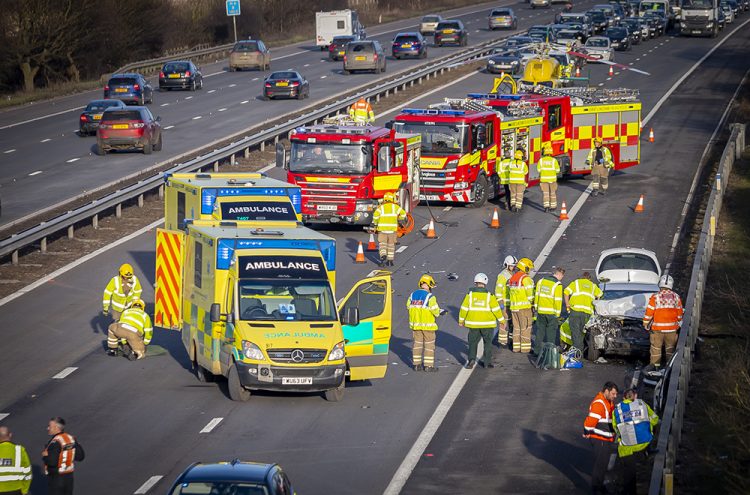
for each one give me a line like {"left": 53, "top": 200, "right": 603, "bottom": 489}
{"left": 107, "top": 299, "right": 153, "bottom": 360}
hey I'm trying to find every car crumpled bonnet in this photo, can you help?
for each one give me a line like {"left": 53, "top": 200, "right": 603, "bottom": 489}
{"left": 594, "top": 292, "right": 653, "bottom": 319}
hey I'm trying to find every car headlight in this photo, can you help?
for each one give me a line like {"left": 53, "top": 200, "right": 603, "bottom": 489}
{"left": 510, "top": 60, "right": 519, "bottom": 65}
{"left": 328, "top": 341, "right": 345, "bottom": 361}
{"left": 355, "top": 202, "right": 374, "bottom": 212}
{"left": 488, "top": 60, "right": 496, "bottom": 64}
{"left": 242, "top": 340, "right": 264, "bottom": 360}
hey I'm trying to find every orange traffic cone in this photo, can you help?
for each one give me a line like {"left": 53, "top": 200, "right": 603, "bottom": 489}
{"left": 426, "top": 219, "right": 436, "bottom": 239}
{"left": 608, "top": 66, "right": 614, "bottom": 77}
{"left": 559, "top": 202, "right": 569, "bottom": 220}
{"left": 649, "top": 128, "right": 655, "bottom": 143}
{"left": 366, "top": 232, "right": 377, "bottom": 251}
{"left": 355, "top": 242, "right": 366, "bottom": 263}
{"left": 575, "top": 66, "right": 581, "bottom": 77}
{"left": 634, "top": 195, "right": 645, "bottom": 213}
{"left": 490, "top": 208, "right": 500, "bottom": 229}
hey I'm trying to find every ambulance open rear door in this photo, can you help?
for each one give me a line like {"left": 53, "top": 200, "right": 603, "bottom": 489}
{"left": 154, "top": 228, "right": 185, "bottom": 330}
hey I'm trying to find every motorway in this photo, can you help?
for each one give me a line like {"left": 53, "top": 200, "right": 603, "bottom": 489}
{"left": 0, "top": 2, "right": 749, "bottom": 495}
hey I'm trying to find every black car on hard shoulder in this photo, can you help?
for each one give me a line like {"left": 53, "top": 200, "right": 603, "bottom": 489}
{"left": 159, "top": 60, "right": 203, "bottom": 91}
{"left": 166, "top": 460, "right": 295, "bottom": 495}
{"left": 263, "top": 71, "right": 309, "bottom": 100}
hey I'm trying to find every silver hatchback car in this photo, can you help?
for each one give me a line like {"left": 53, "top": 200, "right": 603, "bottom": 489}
{"left": 488, "top": 8, "right": 518, "bottom": 29}
{"left": 343, "top": 41, "right": 386, "bottom": 74}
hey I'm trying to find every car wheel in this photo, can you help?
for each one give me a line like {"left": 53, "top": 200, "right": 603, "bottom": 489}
{"left": 143, "top": 142, "right": 152, "bottom": 155}
{"left": 190, "top": 80, "right": 196, "bottom": 91}
{"left": 262, "top": 95, "right": 270, "bottom": 101}
{"left": 194, "top": 362, "right": 213, "bottom": 382}
{"left": 323, "top": 380, "right": 345, "bottom": 402}
{"left": 95, "top": 143, "right": 106, "bottom": 156}
{"left": 139, "top": 95, "right": 145, "bottom": 105}
{"left": 421, "top": 49, "right": 427, "bottom": 58}
{"left": 343, "top": 69, "right": 350, "bottom": 75}
{"left": 297, "top": 90, "right": 303, "bottom": 100}
{"left": 228, "top": 364, "right": 251, "bottom": 401}
{"left": 467, "top": 174, "right": 489, "bottom": 208}
{"left": 154, "top": 134, "right": 163, "bottom": 151}
{"left": 586, "top": 331, "right": 602, "bottom": 362}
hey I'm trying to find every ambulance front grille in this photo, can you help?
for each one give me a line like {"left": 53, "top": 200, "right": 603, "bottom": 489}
{"left": 267, "top": 348, "right": 328, "bottom": 364}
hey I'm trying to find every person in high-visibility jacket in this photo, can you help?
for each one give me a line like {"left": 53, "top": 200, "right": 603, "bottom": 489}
{"left": 498, "top": 149, "right": 513, "bottom": 210}
{"left": 508, "top": 257, "right": 535, "bottom": 353}
{"left": 349, "top": 97, "right": 375, "bottom": 124}
{"left": 643, "top": 275, "right": 684, "bottom": 368}
{"left": 586, "top": 138, "right": 615, "bottom": 196}
{"left": 102, "top": 263, "right": 142, "bottom": 321}
{"left": 106, "top": 299, "right": 153, "bottom": 360}
{"left": 0, "top": 426, "right": 31, "bottom": 494}
{"left": 584, "top": 382, "right": 618, "bottom": 495}
{"left": 613, "top": 388, "right": 659, "bottom": 494}
{"left": 43, "top": 417, "right": 85, "bottom": 495}
{"left": 459, "top": 273, "right": 505, "bottom": 369}
{"left": 537, "top": 143, "right": 561, "bottom": 212}
{"left": 508, "top": 150, "right": 529, "bottom": 212}
{"left": 533, "top": 266, "right": 564, "bottom": 355}
{"left": 494, "top": 255, "right": 517, "bottom": 347}
{"left": 371, "top": 192, "right": 407, "bottom": 267}
{"left": 564, "top": 272, "right": 603, "bottom": 353}
{"left": 407, "top": 274, "right": 445, "bottom": 372}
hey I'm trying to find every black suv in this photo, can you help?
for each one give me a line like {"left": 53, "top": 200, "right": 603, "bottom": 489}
{"left": 104, "top": 73, "right": 153, "bottom": 105}
{"left": 434, "top": 20, "right": 468, "bottom": 46}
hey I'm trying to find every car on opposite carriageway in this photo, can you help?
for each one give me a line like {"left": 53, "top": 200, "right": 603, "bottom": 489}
{"left": 104, "top": 73, "right": 153, "bottom": 106}
{"left": 391, "top": 32, "right": 428, "bottom": 59}
{"left": 488, "top": 8, "right": 518, "bottom": 29}
{"left": 158, "top": 60, "right": 203, "bottom": 91}
{"left": 604, "top": 25, "right": 632, "bottom": 50}
{"left": 96, "top": 106, "right": 162, "bottom": 156}
{"left": 79, "top": 99, "right": 125, "bottom": 136}
{"left": 262, "top": 71, "right": 310, "bottom": 100}
{"left": 167, "top": 460, "right": 295, "bottom": 495}
{"left": 328, "top": 35, "right": 356, "bottom": 61}
{"left": 434, "top": 20, "right": 468, "bottom": 46}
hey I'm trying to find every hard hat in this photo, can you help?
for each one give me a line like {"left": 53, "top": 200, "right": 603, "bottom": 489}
{"left": 659, "top": 275, "right": 674, "bottom": 290}
{"left": 418, "top": 274, "right": 437, "bottom": 289}
{"left": 503, "top": 255, "right": 518, "bottom": 268}
{"left": 474, "top": 273, "right": 489, "bottom": 285}
{"left": 383, "top": 192, "right": 396, "bottom": 203}
{"left": 130, "top": 299, "right": 145, "bottom": 310}
{"left": 514, "top": 150, "right": 524, "bottom": 160}
{"left": 516, "top": 257, "right": 534, "bottom": 273}
{"left": 543, "top": 143, "right": 553, "bottom": 155}
{"left": 593, "top": 137, "right": 603, "bottom": 145}
{"left": 119, "top": 263, "right": 134, "bottom": 278}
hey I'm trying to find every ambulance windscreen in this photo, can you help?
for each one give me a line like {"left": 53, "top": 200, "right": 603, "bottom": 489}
{"left": 237, "top": 279, "right": 336, "bottom": 321}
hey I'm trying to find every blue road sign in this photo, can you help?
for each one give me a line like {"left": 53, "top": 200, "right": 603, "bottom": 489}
{"left": 226, "top": 0, "right": 241, "bottom": 16}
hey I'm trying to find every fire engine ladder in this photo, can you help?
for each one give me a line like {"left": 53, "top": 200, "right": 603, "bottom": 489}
{"left": 530, "top": 85, "right": 640, "bottom": 104}
{"left": 321, "top": 115, "right": 368, "bottom": 126}
{"left": 442, "top": 97, "right": 542, "bottom": 118}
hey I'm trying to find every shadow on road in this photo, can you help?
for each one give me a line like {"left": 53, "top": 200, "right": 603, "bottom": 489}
{"left": 521, "top": 427, "right": 591, "bottom": 493}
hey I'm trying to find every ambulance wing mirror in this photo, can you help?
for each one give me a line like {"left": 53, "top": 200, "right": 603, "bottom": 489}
{"left": 377, "top": 145, "right": 392, "bottom": 173}
{"left": 209, "top": 303, "right": 223, "bottom": 323}
{"left": 275, "top": 142, "right": 288, "bottom": 170}
{"left": 341, "top": 307, "right": 360, "bottom": 326}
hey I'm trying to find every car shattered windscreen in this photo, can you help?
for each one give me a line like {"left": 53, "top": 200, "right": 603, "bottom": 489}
{"left": 169, "top": 481, "right": 267, "bottom": 494}
{"left": 289, "top": 142, "right": 372, "bottom": 175}
{"left": 392, "top": 122, "right": 468, "bottom": 155}
{"left": 237, "top": 280, "right": 337, "bottom": 321}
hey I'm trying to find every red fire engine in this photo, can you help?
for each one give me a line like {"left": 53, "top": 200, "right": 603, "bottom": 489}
{"left": 277, "top": 119, "right": 421, "bottom": 226}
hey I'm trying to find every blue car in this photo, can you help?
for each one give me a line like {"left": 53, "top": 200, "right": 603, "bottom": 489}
{"left": 391, "top": 32, "right": 427, "bottom": 59}
{"left": 104, "top": 73, "right": 153, "bottom": 105}
{"left": 167, "top": 460, "right": 296, "bottom": 495}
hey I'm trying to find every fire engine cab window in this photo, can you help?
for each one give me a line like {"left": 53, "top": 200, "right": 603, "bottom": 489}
{"left": 548, "top": 104, "right": 562, "bottom": 131}
{"left": 341, "top": 280, "right": 386, "bottom": 321}
{"left": 392, "top": 122, "right": 468, "bottom": 154}
{"left": 237, "top": 280, "right": 336, "bottom": 321}
{"left": 288, "top": 143, "right": 373, "bottom": 175}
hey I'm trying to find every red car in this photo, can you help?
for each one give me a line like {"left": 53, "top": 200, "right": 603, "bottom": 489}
{"left": 96, "top": 107, "right": 162, "bottom": 155}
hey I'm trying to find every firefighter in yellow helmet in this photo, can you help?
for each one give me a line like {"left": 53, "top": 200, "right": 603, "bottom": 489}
{"left": 538, "top": 143, "right": 561, "bottom": 212}
{"left": 102, "top": 263, "right": 143, "bottom": 321}
{"left": 371, "top": 192, "right": 407, "bottom": 266}
{"left": 106, "top": 298, "right": 153, "bottom": 360}
{"left": 508, "top": 257, "right": 535, "bottom": 353}
{"left": 586, "top": 137, "right": 614, "bottom": 196}
{"left": 407, "top": 274, "right": 445, "bottom": 372}
{"left": 349, "top": 97, "right": 375, "bottom": 125}
{"left": 508, "top": 150, "right": 529, "bottom": 212}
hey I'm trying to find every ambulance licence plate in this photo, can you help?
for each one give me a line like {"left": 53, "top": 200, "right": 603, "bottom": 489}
{"left": 317, "top": 204, "right": 337, "bottom": 211}
{"left": 282, "top": 377, "right": 312, "bottom": 385}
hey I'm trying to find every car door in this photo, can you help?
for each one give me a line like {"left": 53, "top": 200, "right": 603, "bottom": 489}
{"left": 338, "top": 272, "right": 392, "bottom": 381}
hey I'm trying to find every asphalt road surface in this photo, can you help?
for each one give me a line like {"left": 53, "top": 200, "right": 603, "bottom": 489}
{"left": 1, "top": 7, "right": 749, "bottom": 495}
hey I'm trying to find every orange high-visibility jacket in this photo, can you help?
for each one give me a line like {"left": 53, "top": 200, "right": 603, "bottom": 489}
{"left": 584, "top": 392, "right": 615, "bottom": 442}
{"left": 643, "top": 289, "right": 684, "bottom": 332}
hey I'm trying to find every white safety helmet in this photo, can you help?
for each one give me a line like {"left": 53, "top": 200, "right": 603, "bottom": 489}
{"left": 474, "top": 273, "right": 489, "bottom": 285}
{"left": 503, "top": 255, "right": 518, "bottom": 268}
{"left": 659, "top": 274, "right": 674, "bottom": 290}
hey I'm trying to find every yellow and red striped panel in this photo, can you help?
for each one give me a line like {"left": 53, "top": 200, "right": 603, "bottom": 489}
{"left": 155, "top": 228, "right": 184, "bottom": 329}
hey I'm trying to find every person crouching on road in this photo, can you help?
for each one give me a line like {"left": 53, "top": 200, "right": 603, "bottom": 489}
{"left": 537, "top": 143, "right": 561, "bottom": 212}
{"left": 102, "top": 263, "right": 142, "bottom": 322}
{"left": 613, "top": 388, "right": 659, "bottom": 494}
{"left": 586, "top": 138, "right": 615, "bottom": 196}
{"left": 106, "top": 299, "right": 153, "bottom": 360}
{"left": 583, "top": 382, "right": 618, "bottom": 495}
{"left": 494, "top": 255, "right": 518, "bottom": 348}
{"left": 459, "top": 273, "right": 505, "bottom": 369}
{"left": 407, "top": 274, "right": 445, "bottom": 372}
{"left": 643, "top": 275, "right": 684, "bottom": 370}
{"left": 508, "top": 257, "right": 535, "bottom": 353}
{"left": 371, "top": 192, "right": 407, "bottom": 267}
{"left": 564, "top": 272, "right": 602, "bottom": 354}
{"left": 533, "top": 266, "right": 564, "bottom": 355}
{"left": 508, "top": 150, "right": 529, "bottom": 212}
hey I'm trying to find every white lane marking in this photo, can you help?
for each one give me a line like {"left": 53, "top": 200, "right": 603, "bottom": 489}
{"left": 66, "top": 158, "right": 80, "bottom": 163}
{"left": 0, "top": 105, "right": 84, "bottom": 130}
{"left": 304, "top": 63, "right": 310, "bottom": 67}
{"left": 379, "top": 71, "right": 478, "bottom": 118}
{"left": 134, "top": 475, "right": 163, "bottom": 494}
{"left": 218, "top": 108, "right": 227, "bottom": 112}
{"left": 606, "top": 77, "right": 612, "bottom": 81}
{"left": 207, "top": 89, "right": 216, "bottom": 94}
{"left": 200, "top": 417, "right": 223, "bottom": 433}
{"left": 229, "top": 83, "right": 236, "bottom": 88}
{"left": 643, "top": 53, "right": 648, "bottom": 57}
{"left": 475, "top": 29, "right": 481, "bottom": 33}
{"left": 629, "top": 62, "right": 634, "bottom": 66}
{"left": 4, "top": 149, "right": 16, "bottom": 154}
{"left": 163, "top": 125, "right": 175, "bottom": 130}
{"left": 636, "top": 58, "right": 641, "bottom": 61}
{"left": 252, "top": 77, "right": 259, "bottom": 81}
{"left": 52, "top": 367, "right": 78, "bottom": 379}
{"left": 0, "top": 414, "right": 8, "bottom": 422}
{"left": 41, "top": 138, "right": 51, "bottom": 143}
{"left": 0, "top": 218, "right": 164, "bottom": 308}
{"left": 192, "top": 116, "right": 202, "bottom": 120}
{"left": 443, "top": 206, "right": 452, "bottom": 212}
{"left": 29, "top": 170, "right": 43, "bottom": 176}
{"left": 643, "top": 16, "right": 750, "bottom": 126}
{"left": 185, "top": 96, "right": 193, "bottom": 100}
{"left": 160, "top": 103, "right": 169, "bottom": 107}
{"left": 396, "top": 245, "right": 408, "bottom": 253}
{"left": 321, "top": 75, "right": 327, "bottom": 79}
{"left": 204, "top": 71, "right": 224, "bottom": 77}
{"left": 241, "top": 100, "right": 249, "bottom": 104}
{"left": 598, "top": 82, "right": 605, "bottom": 86}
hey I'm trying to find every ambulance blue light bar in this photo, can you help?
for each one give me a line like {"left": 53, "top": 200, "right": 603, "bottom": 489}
{"left": 216, "top": 238, "right": 336, "bottom": 271}
{"left": 200, "top": 187, "right": 302, "bottom": 215}
{"left": 401, "top": 108, "right": 468, "bottom": 116}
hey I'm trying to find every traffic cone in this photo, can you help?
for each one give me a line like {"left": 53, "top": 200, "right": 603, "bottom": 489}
{"left": 575, "top": 66, "right": 581, "bottom": 77}
{"left": 426, "top": 219, "right": 436, "bottom": 239}
{"left": 366, "top": 232, "right": 377, "bottom": 251}
{"left": 649, "top": 128, "right": 655, "bottom": 143}
{"left": 355, "top": 242, "right": 366, "bottom": 263}
{"left": 634, "top": 195, "right": 645, "bottom": 213}
{"left": 559, "top": 202, "right": 569, "bottom": 220}
{"left": 489, "top": 208, "right": 500, "bottom": 229}
{"left": 608, "top": 66, "right": 614, "bottom": 77}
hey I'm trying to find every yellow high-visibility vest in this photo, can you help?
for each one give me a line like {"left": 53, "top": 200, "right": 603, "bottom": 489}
{"left": 459, "top": 288, "right": 504, "bottom": 328}
{"left": 534, "top": 276, "right": 562, "bottom": 316}
{"left": 537, "top": 156, "right": 560, "bottom": 183}
{"left": 372, "top": 202, "right": 406, "bottom": 233}
{"left": 564, "top": 278, "right": 603, "bottom": 315}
